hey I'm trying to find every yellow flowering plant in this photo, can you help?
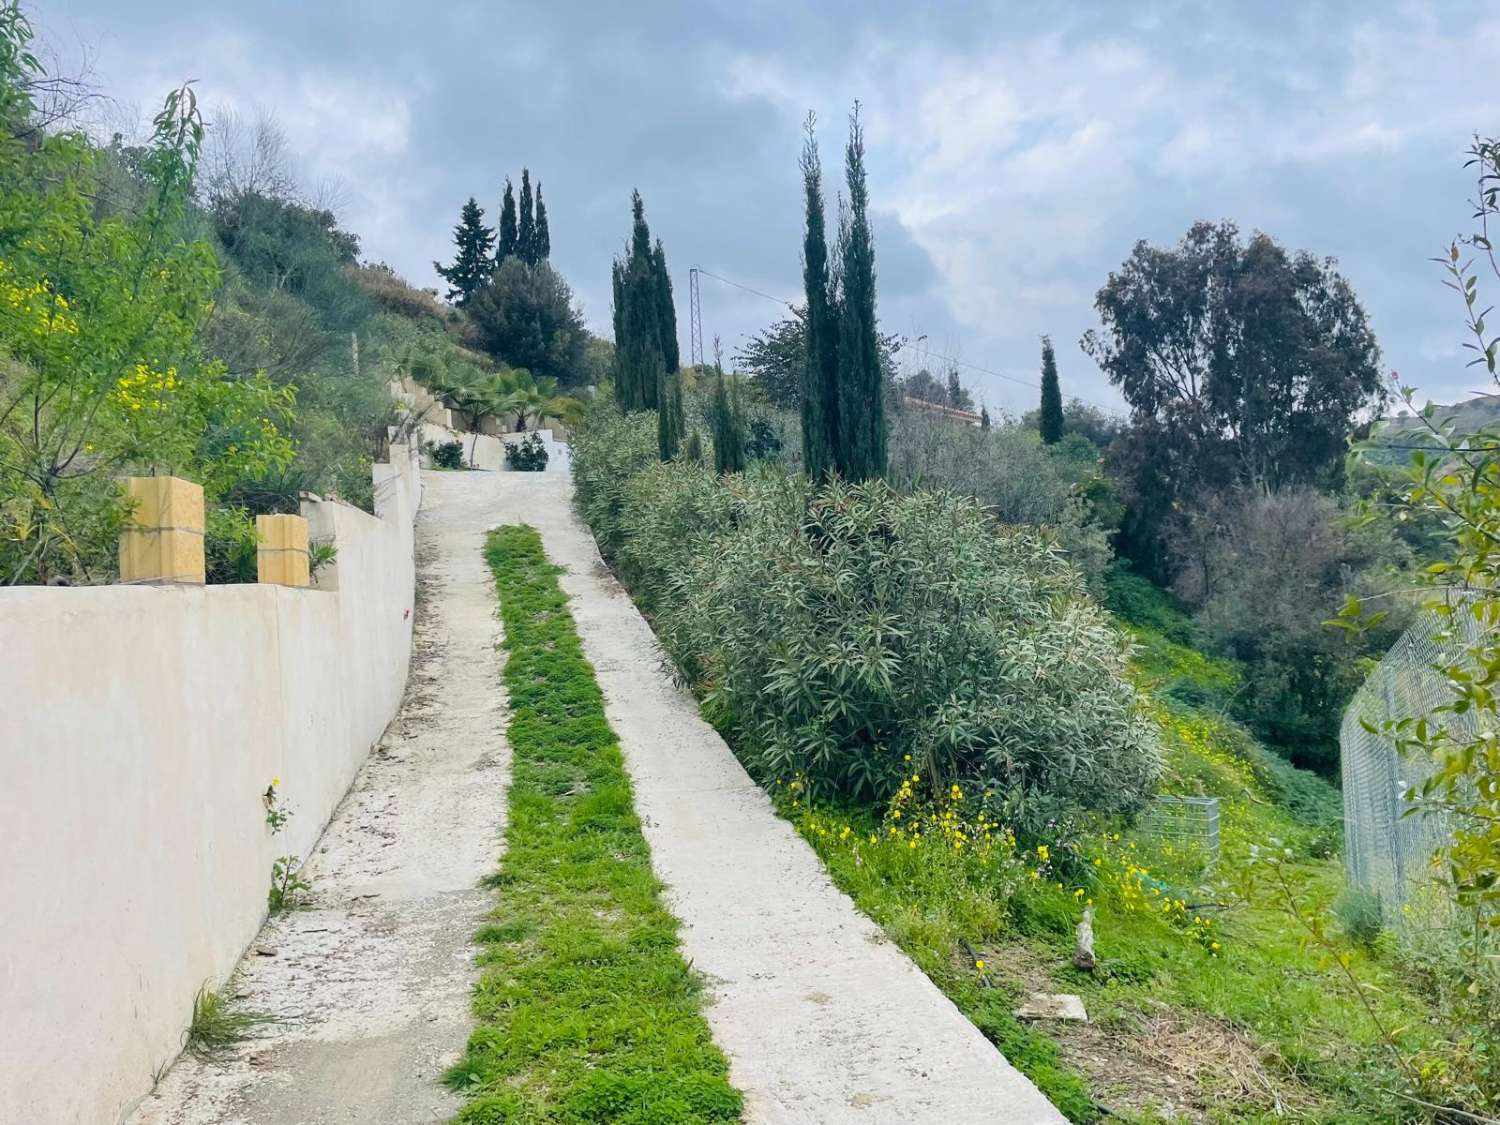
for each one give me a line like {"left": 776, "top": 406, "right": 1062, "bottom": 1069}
{"left": 0, "top": 18, "right": 294, "bottom": 584}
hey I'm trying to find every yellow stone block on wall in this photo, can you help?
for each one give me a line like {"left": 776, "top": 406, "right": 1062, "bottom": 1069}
{"left": 256, "top": 514, "right": 310, "bottom": 588}
{"left": 119, "top": 476, "right": 205, "bottom": 584}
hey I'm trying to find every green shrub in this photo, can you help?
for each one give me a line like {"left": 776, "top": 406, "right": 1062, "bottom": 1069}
{"left": 1101, "top": 562, "right": 1195, "bottom": 643}
{"left": 431, "top": 440, "right": 465, "bottom": 469}
{"left": 577, "top": 399, "right": 1162, "bottom": 814}
{"left": 613, "top": 458, "right": 740, "bottom": 619}
{"left": 661, "top": 477, "right": 1161, "bottom": 810}
{"left": 503, "top": 431, "right": 548, "bottom": 471}
{"left": 1332, "top": 887, "right": 1384, "bottom": 948}
{"left": 571, "top": 402, "right": 659, "bottom": 558}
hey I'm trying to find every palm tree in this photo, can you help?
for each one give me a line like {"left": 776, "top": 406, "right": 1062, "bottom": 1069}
{"left": 489, "top": 370, "right": 582, "bottom": 433}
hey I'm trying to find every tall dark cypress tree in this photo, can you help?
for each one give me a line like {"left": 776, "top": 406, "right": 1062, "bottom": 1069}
{"left": 497, "top": 179, "right": 518, "bottom": 263}
{"left": 834, "top": 104, "right": 885, "bottom": 481}
{"left": 433, "top": 196, "right": 495, "bottom": 305}
{"left": 652, "top": 239, "right": 679, "bottom": 376}
{"left": 610, "top": 258, "right": 627, "bottom": 386}
{"left": 800, "top": 114, "right": 838, "bottom": 480}
{"left": 657, "top": 367, "right": 684, "bottom": 461}
{"left": 712, "top": 371, "right": 746, "bottom": 474}
{"left": 518, "top": 168, "right": 536, "bottom": 265}
{"left": 1039, "top": 335, "right": 1064, "bottom": 444}
{"left": 535, "top": 184, "right": 551, "bottom": 261}
{"left": 611, "top": 191, "right": 670, "bottom": 412}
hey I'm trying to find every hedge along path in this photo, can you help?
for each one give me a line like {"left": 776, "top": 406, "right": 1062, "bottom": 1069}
{"left": 452, "top": 524, "right": 740, "bottom": 1122}
{"left": 489, "top": 472, "right": 1066, "bottom": 1125}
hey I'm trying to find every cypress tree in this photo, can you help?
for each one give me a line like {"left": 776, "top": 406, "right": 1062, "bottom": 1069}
{"left": 611, "top": 191, "right": 672, "bottom": 412}
{"left": 1039, "top": 335, "right": 1064, "bottom": 444}
{"left": 657, "top": 367, "right": 684, "bottom": 460}
{"left": 684, "top": 429, "right": 705, "bottom": 463}
{"left": 834, "top": 104, "right": 885, "bottom": 481}
{"left": 800, "top": 114, "right": 838, "bottom": 480}
{"left": 610, "top": 258, "right": 626, "bottom": 392}
{"left": 712, "top": 372, "right": 746, "bottom": 474}
{"left": 652, "top": 239, "right": 680, "bottom": 376}
{"left": 497, "top": 179, "right": 518, "bottom": 262}
{"left": 535, "top": 184, "right": 551, "bottom": 261}
{"left": 433, "top": 196, "right": 496, "bottom": 305}
{"left": 518, "top": 168, "right": 536, "bottom": 264}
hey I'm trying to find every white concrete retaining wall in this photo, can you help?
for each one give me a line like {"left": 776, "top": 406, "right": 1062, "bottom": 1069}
{"left": 0, "top": 441, "right": 423, "bottom": 1125}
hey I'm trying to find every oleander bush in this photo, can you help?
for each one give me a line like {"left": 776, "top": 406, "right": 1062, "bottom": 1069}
{"left": 574, "top": 398, "right": 1162, "bottom": 814}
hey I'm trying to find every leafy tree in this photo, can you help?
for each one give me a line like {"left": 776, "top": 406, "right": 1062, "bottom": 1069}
{"left": 212, "top": 191, "right": 363, "bottom": 325}
{"left": 0, "top": 57, "right": 291, "bottom": 583}
{"left": 735, "top": 308, "right": 805, "bottom": 408}
{"left": 834, "top": 105, "right": 885, "bottom": 481}
{"left": 433, "top": 196, "right": 495, "bottom": 306}
{"left": 535, "top": 183, "right": 550, "bottom": 261}
{"left": 1061, "top": 399, "right": 1122, "bottom": 448}
{"left": 1083, "top": 220, "right": 1384, "bottom": 579}
{"left": 1359, "top": 135, "right": 1500, "bottom": 936}
{"left": 799, "top": 114, "right": 838, "bottom": 478}
{"left": 898, "top": 368, "right": 945, "bottom": 404}
{"left": 466, "top": 257, "right": 588, "bottom": 387}
{"left": 1039, "top": 336, "right": 1064, "bottom": 444}
{"left": 496, "top": 178, "right": 518, "bottom": 263}
{"left": 517, "top": 168, "right": 536, "bottom": 265}
{"left": 1183, "top": 486, "right": 1408, "bottom": 771}
{"left": 611, "top": 191, "right": 674, "bottom": 412}
{"left": 886, "top": 407, "right": 1117, "bottom": 589}
{"left": 980, "top": 405, "right": 991, "bottom": 431}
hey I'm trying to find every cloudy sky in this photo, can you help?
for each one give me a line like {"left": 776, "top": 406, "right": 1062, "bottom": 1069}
{"left": 37, "top": 0, "right": 1500, "bottom": 415}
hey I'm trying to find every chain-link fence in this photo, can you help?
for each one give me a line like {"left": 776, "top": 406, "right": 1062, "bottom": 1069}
{"left": 1143, "top": 796, "right": 1221, "bottom": 869}
{"left": 1340, "top": 606, "right": 1467, "bottom": 921}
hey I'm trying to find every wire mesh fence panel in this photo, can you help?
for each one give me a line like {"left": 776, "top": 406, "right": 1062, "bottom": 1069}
{"left": 1340, "top": 607, "right": 1467, "bottom": 923}
{"left": 1142, "top": 796, "right": 1220, "bottom": 868}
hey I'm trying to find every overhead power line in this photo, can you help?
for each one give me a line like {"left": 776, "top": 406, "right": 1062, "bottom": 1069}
{"left": 692, "top": 266, "right": 796, "bottom": 310}
{"left": 689, "top": 264, "right": 1127, "bottom": 419}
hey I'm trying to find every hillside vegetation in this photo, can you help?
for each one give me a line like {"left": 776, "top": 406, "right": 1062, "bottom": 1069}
{"left": 571, "top": 396, "right": 1474, "bottom": 1122}
{"left": 566, "top": 108, "right": 1498, "bottom": 1122}
{"left": 0, "top": 10, "right": 598, "bottom": 585}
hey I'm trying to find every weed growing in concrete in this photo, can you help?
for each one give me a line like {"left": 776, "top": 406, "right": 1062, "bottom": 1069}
{"left": 268, "top": 855, "right": 311, "bottom": 913}
{"left": 448, "top": 525, "right": 740, "bottom": 1122}
{"left": 184, "top": 983, "right": 276, "bottom": 1060}
{"left": 263, "top": 778, "right": 311, "bottom": 913}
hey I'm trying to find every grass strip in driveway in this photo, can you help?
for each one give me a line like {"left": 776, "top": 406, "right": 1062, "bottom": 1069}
{"left": 449, "top": 525, "right": 741, "bottom": 1124}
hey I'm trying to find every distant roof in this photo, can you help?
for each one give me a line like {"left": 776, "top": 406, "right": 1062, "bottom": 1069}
{"left": 902, "top": 396, "right": 984, "bottom": 427}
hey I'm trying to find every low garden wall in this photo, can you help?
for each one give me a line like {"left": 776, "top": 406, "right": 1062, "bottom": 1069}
{"left": 0, "top": 440, "right": 422, "bottom": 1124}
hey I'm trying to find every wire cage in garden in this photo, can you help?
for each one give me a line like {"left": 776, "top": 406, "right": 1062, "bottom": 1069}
{"left": 1142, "top": 795, "right": 1220, "bottom": 868}
{"left": 1339, "top": 606, "right": 1464, "bottom": 924}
